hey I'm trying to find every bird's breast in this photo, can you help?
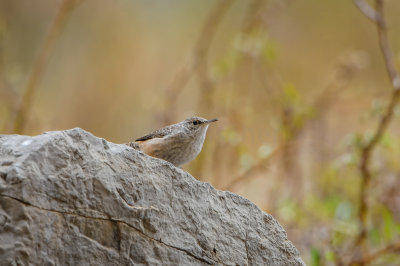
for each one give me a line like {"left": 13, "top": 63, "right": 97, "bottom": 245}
{"left": 137, "top": 126, "right": 209, "bottom": 167}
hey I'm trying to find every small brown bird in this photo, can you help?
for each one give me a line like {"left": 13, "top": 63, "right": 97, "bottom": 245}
{"left": 127, "top": 117, "right": 218, "bottom": 167}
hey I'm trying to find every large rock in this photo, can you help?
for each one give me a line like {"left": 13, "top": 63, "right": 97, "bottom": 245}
{"left": 0, "top": 128, "right": 304, "bottom": 265}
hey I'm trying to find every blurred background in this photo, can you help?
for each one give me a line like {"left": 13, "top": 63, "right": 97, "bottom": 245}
{"left": 1, "top": 0, "right": 400, "bottom": 264}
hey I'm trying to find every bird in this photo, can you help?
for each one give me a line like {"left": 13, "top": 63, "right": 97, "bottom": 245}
{"left": 127, "top": 117, "right": 218, "bottom": 167}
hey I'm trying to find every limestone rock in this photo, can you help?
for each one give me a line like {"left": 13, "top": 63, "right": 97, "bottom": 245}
{"left": 0, "top": 128, "right": 304, "bottom": 265}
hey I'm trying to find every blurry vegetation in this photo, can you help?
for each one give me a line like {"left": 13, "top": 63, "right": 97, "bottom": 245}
{"left": 1, "top": 0, "right": 400, "bottom": 265}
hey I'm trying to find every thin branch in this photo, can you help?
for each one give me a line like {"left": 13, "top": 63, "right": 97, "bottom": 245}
{"left": 224, "top": 57, "right": 361, "bottom": 191}
{"left": 353, "top": 0, "right": 381, "bottom": 23}
{"left": 11, "top": 0, "right": 79, "bottom": 134}
{"left": 349, "top": 242, "right": 400, "bottom": 265}
{"left": 242, "top": 0, "right": 267, "bottom": 34}
{"left": 195, "top": 0, "right": 270, "bottom": 183}
{"left": 160, "top": 0, "right": 234, "bottom": 124}
{"left": 0, "top": 27, "right": 19, "bottom": 111}
{"left": 357, "top": 89, "right": 400, "bottom": 247}
{"left": 355, "top": 0, "right": 400, "bottom": 251}
{"left": 353, "top": 0, "right": 400, "bottom": 87}
{"left": 375, "top": 0, "right": 400, "bottom": 89}
{"left": 223, "top": 144, "right": 284, "bottom": 191}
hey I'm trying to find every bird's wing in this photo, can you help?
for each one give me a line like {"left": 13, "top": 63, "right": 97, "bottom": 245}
{"left": 135, "top": 125, "right": 176, "bottom": 141}
{"left": 135, "top": 123, "right": 177, "bottom": 142}
{"left": 135, "top": 131, "right": 167, "bottom": 141}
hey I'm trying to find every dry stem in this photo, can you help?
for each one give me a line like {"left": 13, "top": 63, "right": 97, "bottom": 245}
{"left": 12, "top": 0, "right": 79, "bottom": 133}
{"left": 224, "top": 57, "right": 360, "bottom": 191}
{"left": 160, "top": 0, "right": 234, "bottom": 124}
{"left": 354, "top": 0, "right": 400, "bottom": 257}
{"left": 349, "top": 242, "right": 400, "bottom": 265}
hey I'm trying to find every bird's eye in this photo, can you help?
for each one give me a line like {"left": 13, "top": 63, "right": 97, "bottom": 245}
{"left": 193, "top": 120, "right": 200, "bottom": 125}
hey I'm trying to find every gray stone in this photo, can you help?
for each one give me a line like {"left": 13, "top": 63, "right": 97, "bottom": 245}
{"left": 0, "top": 128, "right": 305, "bottom": 265}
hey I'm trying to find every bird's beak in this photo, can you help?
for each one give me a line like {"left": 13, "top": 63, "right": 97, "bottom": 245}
{"left": 204, "top": 118, "right": 218, "bottom": 124}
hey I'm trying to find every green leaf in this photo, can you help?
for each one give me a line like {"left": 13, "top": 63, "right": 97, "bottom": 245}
{"left": 382, "top": 208, "right": 395, "bottom": 242}
{"left": 239, "top": 153, "right": 254, "bottom": 173}
{"left": 325, "top": 251, "right": 335, "bottom": 262}
{"left": 262, "top": 40, "right": 278, "bottom": 63}
{"left": 335, "top": 201, "right": 353, "bottom": 221}
{"left": 220, "top": 128, "right": 242, "bottom": 145}
{"left": 310, "top": 247, "right": 321, "bottom": 266}
{"left": 258, "top": 143, "right": 273, "bottom": 159}
{"left": 283, "top": 83, "right": 299, "bottom": 103}
{"left": 369, "top": 228, "right": 381, "bottom": 245}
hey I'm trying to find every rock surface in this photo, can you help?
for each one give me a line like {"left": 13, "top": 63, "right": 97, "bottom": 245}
{"left": 0, "top": 128, "right": 304, "bottom": 265}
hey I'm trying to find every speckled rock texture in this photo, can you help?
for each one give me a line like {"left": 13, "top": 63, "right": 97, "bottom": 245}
{"left": 0, "top": 128, "right": 304, "bottom": 265}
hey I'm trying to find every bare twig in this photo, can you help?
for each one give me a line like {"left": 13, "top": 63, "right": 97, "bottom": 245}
{"left": 0, "top": 23, "right": 19, "bottom": 131}
{"left": 0, "top": 78, "right": 18, "bottom": 115}
{"left": 349, "top": 242, "right": 400, "bottom": 265}
{"left": 355, "top": 0, "right": 400, "bottom": 252}
{"left": 354, "top": 0, "right": 400, "bottom": 89}
{"left": 160, "top": 0, "right": 234, "bottom": 124}
{"left": 242, "top": 0, "right": 267, "bottom": 34}
{"left": 375, "top": 1, "right": 400, "bottom": 90}
{"left": 0, "top": 27, "right": 18, "bottom": 108}
{"left": 11, "top": 0, "right": 79, "bottom": 133}
{"left": 223, "top": 144, "right": 284, "bottom": 191}
{"left": 353, "top": 0, "right": 381, "bottom": 23}
{"left": 224, "top": 57, "right": 361, "bottom": 191}
{"left": 194, "top": 0, "right": 270, "bottom": 183}
{"left": 357, "top": 88, "right": 400, "bottom": 246}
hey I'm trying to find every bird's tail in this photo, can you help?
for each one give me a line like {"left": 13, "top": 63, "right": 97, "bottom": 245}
{"left": 126, "top": 142, "right": 140, "bottom": 150}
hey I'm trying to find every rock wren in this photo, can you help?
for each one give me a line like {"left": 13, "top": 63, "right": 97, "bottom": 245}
{"left": 127, "top": 117, "right": 218, "bottom": 167}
